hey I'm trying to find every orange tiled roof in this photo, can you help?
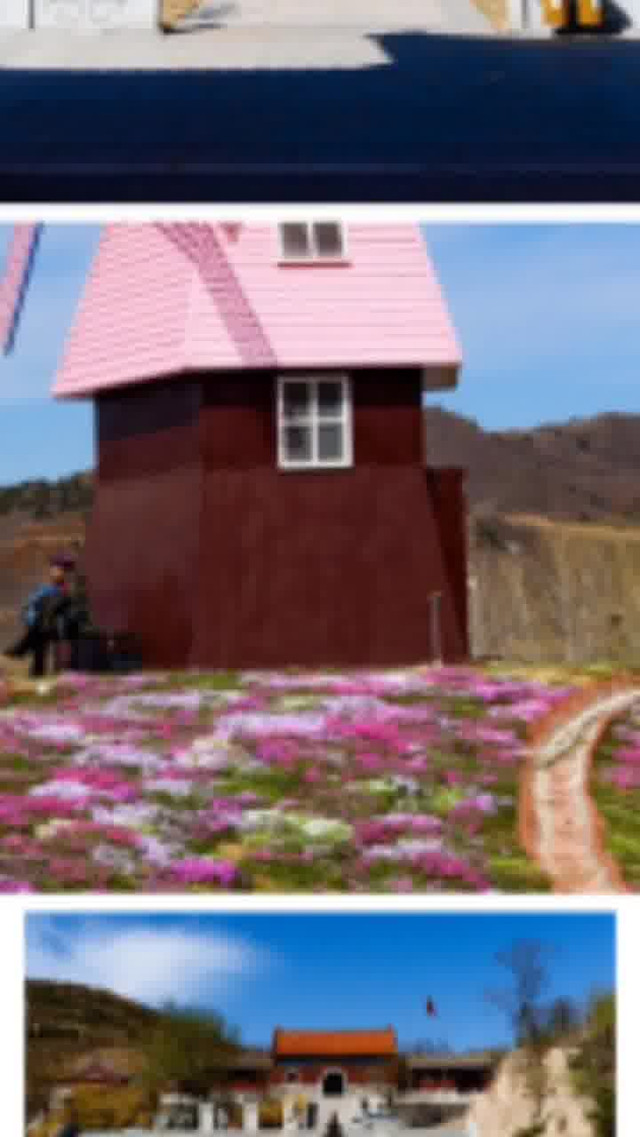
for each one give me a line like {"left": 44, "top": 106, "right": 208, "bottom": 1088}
{"left": 273, "top": 1029, "right": 397, "bottom": 1058}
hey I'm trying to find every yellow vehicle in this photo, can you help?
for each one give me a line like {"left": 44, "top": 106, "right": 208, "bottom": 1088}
{"left": 576, "top": 0, "right": 603, "bottom": 24}
{"left": 542, "top": 0, "right": 603, "bottom": 27}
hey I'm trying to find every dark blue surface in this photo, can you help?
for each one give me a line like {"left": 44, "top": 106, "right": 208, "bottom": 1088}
{"left": 3, "top": 33, "right": 640, "bottom": 200}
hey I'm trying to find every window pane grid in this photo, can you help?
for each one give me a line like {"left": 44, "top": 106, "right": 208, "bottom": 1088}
{"left": 312, "top": 222, "right": 344, "bottom": 260}
{"left": 279, "top": 223, "right": 344, "bottom": 262}
{"left": 281, "top": 410, "right": 312, "bottom": 424}
{"left": 278, "top": 377, "right": 351, "bottom": 467}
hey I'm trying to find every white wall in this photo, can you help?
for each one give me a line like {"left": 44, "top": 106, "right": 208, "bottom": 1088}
{"left": 2, "top": 0, "right": 158, "bottom": 28}
{"left": 615, "top": 0, "right": 640, "bottom": 24}
{"left": 0, "top": 0, "right": 30, "bottom": 28}
{"left": 507, "top": 0, "right": 552, "bottom": 30}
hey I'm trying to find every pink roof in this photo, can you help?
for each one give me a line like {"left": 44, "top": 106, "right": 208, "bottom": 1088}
{"left": 53, "top": 223, "right": 461, "bottom": 399}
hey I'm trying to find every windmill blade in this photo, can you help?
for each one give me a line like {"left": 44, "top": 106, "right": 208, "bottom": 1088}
{"left": 0, "top": 224, "right": 42, "bottom": 356}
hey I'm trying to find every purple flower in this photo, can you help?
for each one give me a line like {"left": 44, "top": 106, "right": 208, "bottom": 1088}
{"left": 170, "top": 858, "right": 238, "bottom": 887}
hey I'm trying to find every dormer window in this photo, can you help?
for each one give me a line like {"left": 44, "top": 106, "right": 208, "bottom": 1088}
{"left": 279, "top": 222, "right": 346, "bottom": 263}
{"left": 277, "top": 375, "right": 353, "bottom": 469}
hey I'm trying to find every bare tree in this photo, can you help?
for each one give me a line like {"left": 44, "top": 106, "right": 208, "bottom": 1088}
{"left": 486, "top": 940, "right": 552, "bottom": 1047}
{"left": 486, "top": 940, "right": 556, "bottom": 1130}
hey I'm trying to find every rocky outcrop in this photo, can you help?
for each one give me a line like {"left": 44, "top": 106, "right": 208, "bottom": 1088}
{"left": 470, "top": 1047, "right": 593, "bottom": 1137}
{"left": 469, "top": 514, "right": 640, "bottom": 664}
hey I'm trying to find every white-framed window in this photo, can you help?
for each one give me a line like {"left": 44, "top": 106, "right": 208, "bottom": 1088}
{"left": 277, "top": 375, "right": 353, "bottom": 470}
{"left": 278, "top": 222, "right": 346, "bottom": 263}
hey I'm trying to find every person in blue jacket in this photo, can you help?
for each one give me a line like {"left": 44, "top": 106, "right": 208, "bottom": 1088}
{"left": 3, "top": 555, "right": 74, "bottom": 678}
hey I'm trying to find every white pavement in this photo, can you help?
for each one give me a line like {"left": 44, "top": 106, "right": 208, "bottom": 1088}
{"left": 83, "top": 1127, "right": 469, "bottom": 1137}
{"left": 0, "top": 27, "right": 392, "bottom": 68}
{"left": 0, "top": 0, "right": 491, "bottom": 70}
{"left": 176, "top": 0, "right": 489, "bottom": 31}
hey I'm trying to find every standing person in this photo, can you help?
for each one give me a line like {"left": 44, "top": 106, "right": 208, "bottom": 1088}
{"left": 59, "top": 555, "right": 91, "bottom": 670}
{"left": 3, "top": 556, "right": 73, "bottom": 679}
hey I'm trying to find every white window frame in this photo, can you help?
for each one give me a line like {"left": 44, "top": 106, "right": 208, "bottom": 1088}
{"left": 277, "top": 222, "right": 348, "bottom": 263}
{"left": 277, "top": 374, "right": 353, "bottom": 471}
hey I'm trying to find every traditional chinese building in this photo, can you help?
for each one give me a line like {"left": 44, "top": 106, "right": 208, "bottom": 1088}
{"left": 270, "top": 1028, "right": 399, "bottom": 1096}
{"left": 223, "top": 1052, "right": 273, "bottom": 1096}
{"left": 404, "top": 1053, "right": 494, "bottom": 1095}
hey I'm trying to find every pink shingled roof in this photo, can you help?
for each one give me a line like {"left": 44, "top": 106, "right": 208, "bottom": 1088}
{"left": 53, "top": 224, "right": 461, "bottom": 399}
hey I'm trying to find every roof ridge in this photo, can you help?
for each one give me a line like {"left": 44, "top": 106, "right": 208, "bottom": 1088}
{"left": 277, "top": 1028, "right": 395, "bottom": 1034}
{"left": 156, "top": 222, "right": 277, "bottom": 369}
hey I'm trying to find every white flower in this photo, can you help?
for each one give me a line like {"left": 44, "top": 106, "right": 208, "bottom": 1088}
{"left": 24, "top": 722, "right": 85, "bottom": 744}
{"left": 29, "top": 781, "right": 91, "bottom": 801}
{"left": 237, "top": 808, "right": 284, "bottom": 832}
{"left": 148, "top": 778, "right": 196, "bottom": 798}
{"left": 34, "top": 819, "right": 75, "bottom": 840}
{"left": 297, "top": 817, "right": 352, "bottom": 841}
{"left": 363, "top": 778, "right": 415, "bottom": 795}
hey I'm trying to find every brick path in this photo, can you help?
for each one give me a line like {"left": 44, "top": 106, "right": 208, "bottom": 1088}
{"left": 520, "top": 681, "right": 640, "bottom": 893}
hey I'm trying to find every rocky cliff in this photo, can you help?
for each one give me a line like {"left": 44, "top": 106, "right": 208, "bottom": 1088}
{"left": 468, "top": 513, "right": 640, "bottom": 664}
{"left": 470, "top": 1047, "right": 593, "bottom": 1137}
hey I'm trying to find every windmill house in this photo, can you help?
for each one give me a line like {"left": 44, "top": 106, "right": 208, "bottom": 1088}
{"left": 2, "top": 221, "right": 469, "bottom": 672}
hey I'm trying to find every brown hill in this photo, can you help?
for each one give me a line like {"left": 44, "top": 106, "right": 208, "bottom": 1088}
{"left": 425, "top": 408, "right": 640, "bottom": 524}
{"left": 4, "top": 411, "right": 640, "bottom": 662}
{"left": 26, "top": 980, "right": 158, "bottom": 1116}
{"left": 27, "top": 979, "right": 158, "bottom": 1044}
{"left": 0, "top": 513, "right": 85, "bottom": 643}
{"left": 3, "top": 408, "right": 640, "bottom": 536}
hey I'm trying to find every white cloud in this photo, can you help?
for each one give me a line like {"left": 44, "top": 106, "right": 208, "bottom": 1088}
{"left": 25, "top": 916, "right": 268, "bottom": 1007}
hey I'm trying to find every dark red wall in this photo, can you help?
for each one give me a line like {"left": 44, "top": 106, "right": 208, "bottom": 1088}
{"left": 87, "top": 370, "right": 468, "bottom": 669}
{"left": 198, "top": 368, "right": 423, "bottom": 468}
{"left": 195, "top": 465, "right": 466, "bottom": 668}
{"left": 87, "top": 379, "right": 202, "bottom": 667}
{"left": 270, "top": 1061, "right": 396, "bottom": 1087}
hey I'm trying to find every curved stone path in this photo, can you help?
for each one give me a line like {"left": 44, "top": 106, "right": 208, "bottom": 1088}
{"left": 520, "top": 683, "right": 640, "bottom": 894}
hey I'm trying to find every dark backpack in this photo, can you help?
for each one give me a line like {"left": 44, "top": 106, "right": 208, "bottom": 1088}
{"left": 34, "top": 591, "right": 68, "bottom": 636}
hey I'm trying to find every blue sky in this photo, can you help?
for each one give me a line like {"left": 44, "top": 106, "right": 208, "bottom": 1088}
{"left": 25, "top": 911, "right": 615, "bottom": 1053}
{"left": 2, "top": 222, "right": 640, "bottom": 485}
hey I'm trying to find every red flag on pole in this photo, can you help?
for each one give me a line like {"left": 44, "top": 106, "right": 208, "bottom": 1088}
{"left": 0, "top": 224, "right": 42, "bottom": 355}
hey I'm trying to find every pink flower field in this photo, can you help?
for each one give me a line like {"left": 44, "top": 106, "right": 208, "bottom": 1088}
{"left": 0, "top": 666, "right": 579, "bottom": 893}
{"left": 592, "top": 701, "right": 640, "bottom": 890}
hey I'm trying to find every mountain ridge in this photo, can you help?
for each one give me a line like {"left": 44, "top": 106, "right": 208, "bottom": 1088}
{"left": 4, "top": 408, "right": 640, "bottom": 525}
